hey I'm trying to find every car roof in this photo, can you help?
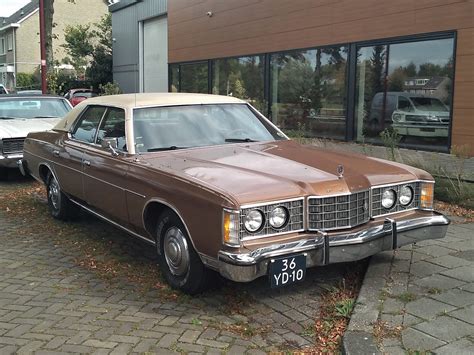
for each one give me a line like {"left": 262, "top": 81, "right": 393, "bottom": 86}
{"left": 54, "top": 93, "right": 247, "bottom": 132}
{"left": 0, "top": 94, "right": 66, "bottom": 99}
{"left": 80, "top": 93, "right": 245, "bottom": 108}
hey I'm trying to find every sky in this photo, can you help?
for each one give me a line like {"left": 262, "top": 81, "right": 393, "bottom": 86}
{"left": 0, "top": 0, "right": 31, "bottom": 17}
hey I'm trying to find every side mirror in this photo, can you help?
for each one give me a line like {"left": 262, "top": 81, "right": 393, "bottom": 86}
{"left": 101, "top": 137, "right": 119, "bottom": 156}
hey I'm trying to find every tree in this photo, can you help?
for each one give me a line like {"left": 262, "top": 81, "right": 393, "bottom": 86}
{"left": 62, "top": 14, "right": 113, "bottom": 90}
{"left": 43, "top": 0, "right": 111, "bottom": 88}
{"left": 44, "top": 0, "right": 55, "bottom": 75}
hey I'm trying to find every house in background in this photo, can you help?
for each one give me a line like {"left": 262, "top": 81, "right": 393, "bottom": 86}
{"left": 0, "top": 0, "right": 107, "bottom": 91}
{"left": 404, "top": 76, "right": 451, "bottom": 102}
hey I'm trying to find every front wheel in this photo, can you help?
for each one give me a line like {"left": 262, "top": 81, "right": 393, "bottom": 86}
{"left": 46, "top": 172, "right": 78, "bottom": 220}
{"left": 156, "top": 210, "right": 212, "bottom": 294}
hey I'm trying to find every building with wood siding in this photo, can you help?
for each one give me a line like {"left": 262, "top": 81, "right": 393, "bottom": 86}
{"left": 110, "top": 0, "right": 474, "bottom": 155}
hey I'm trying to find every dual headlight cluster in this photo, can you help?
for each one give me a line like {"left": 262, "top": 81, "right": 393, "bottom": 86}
{"left": 381, "top": 185, "right": 414, "bottom": 209}
{"left": 243, "top": 206, "right": 288, "bottom": 232}
{"left": 223, "top": 206, "right": 289, "bottom": 247}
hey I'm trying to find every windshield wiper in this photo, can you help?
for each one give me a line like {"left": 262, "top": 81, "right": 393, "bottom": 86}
{"left": 225, "top": 138, "right": 258, "bottom": 143}
{"left": 33, "top": 115, "right": 58, "bottom": 118}
{"left": 147, "top": 146, "right": 187, "bottom": 152}
{"left": 0, "top": 116, "right": 20, "bottom": 120}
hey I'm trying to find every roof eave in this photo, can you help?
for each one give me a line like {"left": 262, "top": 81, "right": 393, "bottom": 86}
{"left": 0, "top": 23, "right": 20, "bottom": 32}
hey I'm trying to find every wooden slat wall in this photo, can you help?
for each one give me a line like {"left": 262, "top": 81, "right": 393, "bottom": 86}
{"left": 168, "top": 0, "right": 474, "bottom": 154}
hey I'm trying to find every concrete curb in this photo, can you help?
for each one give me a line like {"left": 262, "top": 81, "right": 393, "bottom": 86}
{"left": 342, "top": 251, "right": 395, "bottom": 355}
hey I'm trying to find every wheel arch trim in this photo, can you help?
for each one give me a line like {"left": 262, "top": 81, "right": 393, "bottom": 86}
{"left": 142, "top": 198, "right": 201, "bottom": 258}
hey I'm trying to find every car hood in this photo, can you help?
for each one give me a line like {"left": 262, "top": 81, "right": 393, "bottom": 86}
{"left": 140, "top": 140, "right": 432, "bottom": 206}
{"left": 0, "top": 117, "right": 60, "bottom": 139}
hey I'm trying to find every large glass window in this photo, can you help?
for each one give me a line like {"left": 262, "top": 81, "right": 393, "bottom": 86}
{"left": 212, "top": 55, "right": 265, "bottom": 112}
{"left": 270, "top": 46, "right": 348, "bottom": 139}
{"left": 169, "top": 64, "right": 179, "bottom": 92}
{"left": 355, "top": 37, "right": 454, "bottom": 151}
{"left": 180, "top": 62, "right": 208, "bottom": 93}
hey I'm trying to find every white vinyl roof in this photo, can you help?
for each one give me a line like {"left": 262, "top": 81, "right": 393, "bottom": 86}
{"left": 54, "top": 93, "right": 247, "bottom": 132}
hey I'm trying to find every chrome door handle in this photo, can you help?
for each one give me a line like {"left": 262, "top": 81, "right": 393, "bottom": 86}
{"left": 53, "top": 150, "right": 60, "bottom": 157}
{"left": 83, "top": 160, "right": 91, "bottom": 167}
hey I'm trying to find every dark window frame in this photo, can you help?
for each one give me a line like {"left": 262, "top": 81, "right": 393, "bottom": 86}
{"left": 168, "top": 30, "right": 457, "bottom": 153}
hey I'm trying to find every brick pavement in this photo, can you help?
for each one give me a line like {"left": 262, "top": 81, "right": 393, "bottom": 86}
{"left": 0, "top": 177, "right": 355, "bottom": 354}
{"left": 346, "top": 221, "right": 474, "bottom": 354}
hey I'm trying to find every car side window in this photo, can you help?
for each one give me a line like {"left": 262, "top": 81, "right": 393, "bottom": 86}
{"left": 96, "top": 107, "right": 127, "bottom": 151}
{"left": 72, "top": 106, "right": 106, "bottom": 143}
{"left": 398, "top": 97, "right": 412, "bottom": 112}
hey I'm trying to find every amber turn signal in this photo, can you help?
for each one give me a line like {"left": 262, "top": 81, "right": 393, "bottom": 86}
{"left": 223, "top": 211, "right": 240, "bottom": 247}
{"left": 420, "top": 183, "right": 434, "bottom": 209}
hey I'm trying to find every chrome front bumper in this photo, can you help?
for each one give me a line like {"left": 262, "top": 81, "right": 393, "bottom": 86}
{"left": 0, "top": 153, "right": 23, "bottom": 168}
{"left": 217, "top": 213, "right": 450, "bottom": 282}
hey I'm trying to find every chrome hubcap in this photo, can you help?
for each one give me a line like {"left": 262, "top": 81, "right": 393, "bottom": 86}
{"left": 48, "top": 178, "right": 60, "bottom": 210}
{"left": 163, "top": 226, "right": 190, "bottom": 276}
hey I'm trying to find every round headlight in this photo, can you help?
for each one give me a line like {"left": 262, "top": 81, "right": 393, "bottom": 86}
{"left": 269, "top": 206, "right": 288, "bottom": 229}
{"left": 244, "top": 209, "right": 264, "bottom": 233}
{"left": 399, "top": 185, "right": 414, "bottom": 206}
{"left": 382, "top": 189, "right": 396, "bottom": 209}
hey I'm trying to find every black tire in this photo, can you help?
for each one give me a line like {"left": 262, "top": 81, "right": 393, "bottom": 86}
{"left": 46, "top": 172, "right": 78, "bottom": 220}
{"left": 156, "top": 210, "right": 212, "bottom": 294}
{"left": 0, "top": 168, "right": 7, "bottom": 181}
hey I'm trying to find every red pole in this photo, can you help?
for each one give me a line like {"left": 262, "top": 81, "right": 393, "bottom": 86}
{"left": 39, "top": 0, "right": 47, "bottom": 93}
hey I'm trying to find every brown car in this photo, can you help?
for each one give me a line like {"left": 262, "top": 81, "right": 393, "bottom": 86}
{"left": 19, "top": 93, "right": 450, "bottom": 294}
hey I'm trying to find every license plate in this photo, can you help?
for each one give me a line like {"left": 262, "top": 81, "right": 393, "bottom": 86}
{"left": 269, "top": 254, "right": 306, "bottom": 288}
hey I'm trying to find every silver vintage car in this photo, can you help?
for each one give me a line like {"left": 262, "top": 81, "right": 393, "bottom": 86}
{"left": 0, "top": 94, "right": 72, "bottom": 178}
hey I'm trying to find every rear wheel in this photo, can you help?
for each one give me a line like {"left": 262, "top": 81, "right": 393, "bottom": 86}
{"left": 156, "top": 210, "right": 212, "bottom": 294}
{"left": 46, "top": 172, "right": 78, "bottom": 220}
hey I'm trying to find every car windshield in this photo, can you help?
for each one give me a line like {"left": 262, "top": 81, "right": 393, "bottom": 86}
{"left": 73, "top": 92, "right": 95, "bottom": 98}
{"left": 0, "top": 98, "right": 71, "bottom": 119}
{"left": 410, "top": 97, "right": 448, "bottom": 112}
{"left": 133, "top": 104, "right": 285, "bottom": 152}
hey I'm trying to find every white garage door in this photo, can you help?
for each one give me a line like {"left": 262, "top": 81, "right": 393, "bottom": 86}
{"left": 142, "top": 16, "right": 168, "bottom": 92}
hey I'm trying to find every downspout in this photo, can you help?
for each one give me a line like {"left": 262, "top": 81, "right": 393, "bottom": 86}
{"left": 13, "top": 27, "right": 16, "bottom": 89}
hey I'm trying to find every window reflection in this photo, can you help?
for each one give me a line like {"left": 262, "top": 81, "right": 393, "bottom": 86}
{"left": 180, "top": 62, "right": 208, "bottom": 94}
{"left": 212, "top": 56, "right": 265, "bottom": 113}
{"left": 169, "top": 64, "right": 179, "bottom": 92}
{"left": 355, "top": 38, "right": 454, "bottom": 150}
{"left": 270, "top": 46, "right": 347, "bottom": 139}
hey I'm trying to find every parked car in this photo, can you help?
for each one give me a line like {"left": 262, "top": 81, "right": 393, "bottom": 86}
{"left": 64, "top": 88, "right": 97, "bottom": 107}
{"left": 0, "top": 94, "right": 72, "bottom": 178}
{"left": 368, "top": 92, "right": 450, "bottom": 137}
{"left": 0, "top": 84, "right": 8, "bottom": 95}
{"left": 20, "top": 93, "right": 449, "bottom": 294}
{"left": 16, "top": 90, "right": 43, "bottom": 95}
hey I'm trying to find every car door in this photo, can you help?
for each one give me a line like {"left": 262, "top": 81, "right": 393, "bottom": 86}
{"left": 54, "top": 105, "right": 107, "bottom": 201}
{"left": 82, "top": 107, "right": 130, "bottom": 225}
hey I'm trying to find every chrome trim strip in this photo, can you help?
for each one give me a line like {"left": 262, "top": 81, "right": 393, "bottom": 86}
{"left": 241, "top": 227, "right": 306, "bottom": 241}
{"left": 25, "top": 149, "right": 146, "bottom": 199}
{"left": 370, "top": 179, "right": 434, "bottom": 190}
{"left": 70, "top": 199, "right": 155, "bottom": 246}
{"left": 240, "top": 197, "right": 304, "bottom": 210}
{"left": 218, "top": 213, "right": 449, "bottom": 266}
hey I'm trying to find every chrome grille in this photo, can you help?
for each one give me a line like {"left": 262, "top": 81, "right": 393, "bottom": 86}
{"left": 2, "top": 138, "right": 25, "bottom": 154}
{"left": 372, "top": 182, "right": 421, "bottom": 217}
{"left": 239, "top": 199, "right": 304, "bottom": 240}
{"left": 308, "top": 190, "right": 370, "bottom": 230}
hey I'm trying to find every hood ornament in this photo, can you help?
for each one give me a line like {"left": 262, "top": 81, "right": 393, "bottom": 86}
{"left": 337, "top": 164, "right": 344, "bottom": 179}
